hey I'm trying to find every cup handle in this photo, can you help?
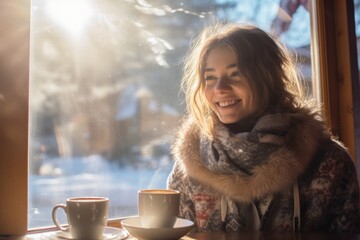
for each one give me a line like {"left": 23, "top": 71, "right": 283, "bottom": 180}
{"left": 52, "top": 204, "right": 68, "bottom": 231}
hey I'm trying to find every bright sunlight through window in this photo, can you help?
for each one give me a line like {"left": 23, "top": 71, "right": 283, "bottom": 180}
{"left": 45, "top": 0, "right": 94, "bottom": 37}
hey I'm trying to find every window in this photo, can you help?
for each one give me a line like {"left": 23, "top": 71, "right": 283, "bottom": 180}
{"left": 352, "top": 0, "right": 360, "bottom": 169}
{"left": 2, "top": 0, "right": 358, "bottom": 235}
{"left": 28, "top": 0, "right": 313, "bottom": 229}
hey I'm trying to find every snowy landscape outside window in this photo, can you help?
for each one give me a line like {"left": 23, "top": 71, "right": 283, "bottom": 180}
{"left": 29, "top": 0, "right": 311, "bottom": 228}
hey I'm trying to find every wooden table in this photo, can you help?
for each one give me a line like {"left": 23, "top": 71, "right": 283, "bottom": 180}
{"left": 187, "top": 231, "right": 360, "bottom": 240}
{"left": 3, "top": 229, "right": 360, "bottom": 240}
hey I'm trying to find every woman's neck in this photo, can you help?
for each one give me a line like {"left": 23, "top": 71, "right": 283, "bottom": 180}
{"left": 224, "top": 114, "right": 260, "bottom": 134}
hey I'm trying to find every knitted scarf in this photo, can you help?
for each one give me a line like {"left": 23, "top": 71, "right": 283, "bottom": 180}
{"left": 200, "top": 113, "right": 288, "bottom": 178}
{"left": 172, "top": 110, "right": 326, "bottom": 203}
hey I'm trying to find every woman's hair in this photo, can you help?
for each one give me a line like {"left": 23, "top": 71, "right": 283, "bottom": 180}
{"left": 181, "top": 22, "right": 309, "bottom": 138}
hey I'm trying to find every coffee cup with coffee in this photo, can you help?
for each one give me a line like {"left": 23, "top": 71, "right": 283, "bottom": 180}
{"left": 138, "top": 189, "right": 180, "bottom": 228}
{"left": 52, "top": 196, "right": 109, "bottom": 239}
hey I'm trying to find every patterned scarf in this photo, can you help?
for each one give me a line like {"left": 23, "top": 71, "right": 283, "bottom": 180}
{"left": 199, "top": 114, "right": 290, "bottom": 179}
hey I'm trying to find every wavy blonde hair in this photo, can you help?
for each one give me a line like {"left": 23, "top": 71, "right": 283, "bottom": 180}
{"left": 181, "top": 23, "right": 307, "bottom": 139}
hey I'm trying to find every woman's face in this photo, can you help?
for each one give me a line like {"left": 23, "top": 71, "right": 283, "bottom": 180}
{"left": 203, "top": 45, "right": 259, "bottom": 124}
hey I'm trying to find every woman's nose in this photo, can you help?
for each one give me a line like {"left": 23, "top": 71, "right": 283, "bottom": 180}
{"left": 215, "top": 77, "right": 231, "bottom": 92}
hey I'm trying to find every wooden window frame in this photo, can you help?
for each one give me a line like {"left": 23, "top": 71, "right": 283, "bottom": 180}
{"left": 0, "top": 0, "right": 359, "bottom": 236}
{"left": 311, "top": 0, "right": 359, "bottom": 177}
{"left": 0, "top": 0, "right": 30, "bottom": 235}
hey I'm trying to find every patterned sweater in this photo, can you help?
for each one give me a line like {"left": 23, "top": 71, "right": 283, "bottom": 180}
{"left": 167, "top": 110, "right": 360, "bottom": 232}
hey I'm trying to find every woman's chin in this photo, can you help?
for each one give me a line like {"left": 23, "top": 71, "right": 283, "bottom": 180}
{"left": 218, "top": 116, "right": 242, "bottom": 124}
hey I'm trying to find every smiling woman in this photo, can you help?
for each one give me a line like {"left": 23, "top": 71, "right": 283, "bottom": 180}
{"left": 167, "top": 22, "right": 360, "bottom": 233}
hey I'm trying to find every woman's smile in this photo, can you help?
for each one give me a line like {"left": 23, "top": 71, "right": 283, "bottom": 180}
{"left": 217, "top": 99, "right": 240, "bottom": 107}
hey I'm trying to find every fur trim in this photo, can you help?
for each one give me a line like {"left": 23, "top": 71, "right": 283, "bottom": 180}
{"left": 171, "top": 109, "right": 330, "bottom": 203}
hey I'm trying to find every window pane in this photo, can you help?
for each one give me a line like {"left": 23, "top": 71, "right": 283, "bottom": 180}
{"left": 353, "top": 0, "right": 360, "bottom": 163}
{"left": 28, "top": 0, "right": 312, "bottom": 228}
{"left": 354, "top": 0, "right": 360, "bottom": 69}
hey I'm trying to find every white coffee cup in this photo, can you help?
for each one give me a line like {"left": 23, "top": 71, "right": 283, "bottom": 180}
{"left": 138, "top": 189, "right": 180, "bottom": 228}
{"left": 52, "top": 197, "right": 109, "bottom": 239}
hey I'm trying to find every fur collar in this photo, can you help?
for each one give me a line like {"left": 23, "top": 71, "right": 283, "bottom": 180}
{"left": 171, "top": 108, "right": 330, "bottom": 203}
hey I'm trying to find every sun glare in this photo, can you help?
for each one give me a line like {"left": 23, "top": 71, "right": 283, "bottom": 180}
{"left": 46, "top": 0, "right": 94, "bottom": 36}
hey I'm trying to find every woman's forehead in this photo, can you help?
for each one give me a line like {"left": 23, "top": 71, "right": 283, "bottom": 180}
{"left": 204, "top": 45, "right": 237, "bottom": 67}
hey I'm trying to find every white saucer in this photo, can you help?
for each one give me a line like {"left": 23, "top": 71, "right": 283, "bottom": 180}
{"left": 121, "top": 216, "right": 194, "bottom": 240}
{"left": 56, "top": 226, "right": 128, "bottom": 240}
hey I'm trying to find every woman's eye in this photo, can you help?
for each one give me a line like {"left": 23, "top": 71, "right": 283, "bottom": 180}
{"left": 231, "top": 71, "right": 240, "bottom": 77}
{"left": 204, "top": 75, "right": 216, "bottom": 81}
{"left": 204, "top": 76, "right": 216, "bottom": 85}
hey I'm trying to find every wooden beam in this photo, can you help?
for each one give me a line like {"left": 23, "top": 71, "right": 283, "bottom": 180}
{"left": 311, "top": 0, "right": 357, "bottom": 161}
{"left": 333, "top": 0, "right": 357, "bottom": 161}
{"left": 0, "top": 0, "right": 30, "bottom": 235}
{"left": 310, "top": 0, "right": 340, "bottom": 137}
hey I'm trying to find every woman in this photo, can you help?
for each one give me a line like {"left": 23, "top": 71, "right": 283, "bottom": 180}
{"left": 167, "top": 23, "right": 360, "bottom": 232}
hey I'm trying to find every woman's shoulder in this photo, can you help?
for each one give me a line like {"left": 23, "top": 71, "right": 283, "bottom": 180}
{"left": 299, "top": 138, "right": 360, "bottom": 232}
{"left": 286, "top": 107, "right": 356, "bottom": 174}
{"left": 320, "top": 138, "right": 354, "bottom": 167}
{"left": 303, "top": 137, "right": 358, "bottom": 183}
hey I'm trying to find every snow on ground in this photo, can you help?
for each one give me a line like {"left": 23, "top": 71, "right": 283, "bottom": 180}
{"left": 28, "top": 155, "right": 173, "bottom": 228}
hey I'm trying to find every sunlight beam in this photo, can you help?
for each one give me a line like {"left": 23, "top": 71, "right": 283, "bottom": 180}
{"left": 46, "top": 0, "right": 94, "bottom": 36}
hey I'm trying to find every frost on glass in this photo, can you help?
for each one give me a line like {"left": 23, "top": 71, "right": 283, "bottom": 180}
{"left": 28, "top": 0, "right": 311, "bottom": 228}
